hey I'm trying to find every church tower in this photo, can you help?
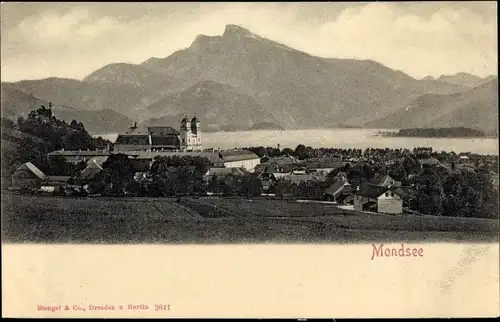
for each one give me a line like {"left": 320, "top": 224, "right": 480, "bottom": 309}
{"left": 190, "top": 114, "right": 202, "bottom": 151}
{"left": 180, "top": 113, "right": 202, "bottom": 151}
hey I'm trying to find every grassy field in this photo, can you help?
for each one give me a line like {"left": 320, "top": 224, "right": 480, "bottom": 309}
{"left": 1, "top": 193, "right": 498, "bottom": 244}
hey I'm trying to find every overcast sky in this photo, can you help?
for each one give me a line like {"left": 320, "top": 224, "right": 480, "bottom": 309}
{"left": 1, "top": 2, "right": 497, "bottom": 82}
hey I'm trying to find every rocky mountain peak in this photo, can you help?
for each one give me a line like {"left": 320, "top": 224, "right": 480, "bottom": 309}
{"left": 222, "top": 24, "right": 254, "bottom": 38}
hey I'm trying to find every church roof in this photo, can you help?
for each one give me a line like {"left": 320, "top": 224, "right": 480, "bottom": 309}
{"left": 148, "top": 126, "right": 180, "bottom": 136}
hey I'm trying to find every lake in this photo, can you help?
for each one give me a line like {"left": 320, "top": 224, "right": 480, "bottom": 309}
{"left": 91, "top": 129, "right": 499, "bottom": 155}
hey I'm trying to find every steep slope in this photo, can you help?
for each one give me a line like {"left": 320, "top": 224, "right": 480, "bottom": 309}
{"left": 142, "top": 80, "right": 277, "bottom": 131}
{"left": 367, "top": 78, "right": 498, "bottom": 135}
{"left": 84, "top": 63, "right": 180, "bottom": 94}
{"left": 1, "top": 83, "right": 133, "bottom": 133}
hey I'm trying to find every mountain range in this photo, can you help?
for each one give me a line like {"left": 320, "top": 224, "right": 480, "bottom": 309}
{"left": 1, "top": 24, "right": 497, "bottom": 134}
{"left": 367, "top": 78, "right": 498, "bottom": 135}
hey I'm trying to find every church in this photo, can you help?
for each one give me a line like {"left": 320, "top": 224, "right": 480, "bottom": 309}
{"left": 48, "top": 113, "right": 261, "bottom": 172}
{"left": 113, "top": 114, "right": 202, "bottom": 152}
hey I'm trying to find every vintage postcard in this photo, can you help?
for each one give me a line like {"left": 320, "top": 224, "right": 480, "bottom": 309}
{"left": 1, "top": 1, "right": 499, "bottom": 318}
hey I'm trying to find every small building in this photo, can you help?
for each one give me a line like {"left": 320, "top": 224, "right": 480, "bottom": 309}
{"left": 324, "top": 175, "right": 352, "bottom": 203}
{"left": 47, "top": 150, "right": 110, "bottom": 164}
{"left": 458, "top": 155, "right": 470, "bottom": 164}
{"left": 283, "top": 173, "right": 328, "bottom": 185}
{"left": 219, "top": 150, "right": 261, "bottom": 172}
{"left": 353, "top": 183, "right": 403, "bottom": 214}
{"left": 71, "top": 157, "right": 107, "bottom": 184}
{"left": 417, "top": 157, "right": 440, "bottom": 167}
{"left": 376, "top": 174, "right": 402, "bottom": 188}
{"left": 268, "top": 155, "right": 300, "bottom": 166}
{"left": 11, "top": 162, "right": 47, "bottom": 190}
{"left": 40, "top": 176, "right": 72, "bottom": 193}
{"left": 204, "top": 167, "right": 248, "bottom": 182}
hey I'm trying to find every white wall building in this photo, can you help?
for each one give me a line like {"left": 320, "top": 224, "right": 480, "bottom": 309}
{"left": 219, "top": 150, "right": 261, "bottom": 172}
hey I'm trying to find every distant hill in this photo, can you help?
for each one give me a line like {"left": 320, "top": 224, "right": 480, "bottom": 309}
{"left": 367, "top": 78, "right": 498, "bottom": 135}
{"left": 142, "top": 80, "right": 279, "bottom": 132}
{"left": 249, "top": 122, "right": 284, "bottom": 130}
{"left": 2, "top": 77, "right": 162, "bottom": 121}
{"left": 1, "top": 83, "right": 133, "bottom": 133}
{"left": 430, "top": 72, "right": 497, "bottom": 88}
{"left": 386, "top": 127, "right": 487, "bottom": 138}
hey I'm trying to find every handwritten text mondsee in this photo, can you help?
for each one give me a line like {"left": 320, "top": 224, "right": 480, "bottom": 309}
{"left": 371, "top": 244, "right": 424, "bottom": 260}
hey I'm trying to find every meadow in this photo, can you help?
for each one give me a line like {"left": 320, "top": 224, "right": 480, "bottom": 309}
{"left": 1, "top": 193, "right": 498, "bottom": 244}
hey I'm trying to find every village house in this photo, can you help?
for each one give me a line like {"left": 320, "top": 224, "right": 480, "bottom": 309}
{"left": 218, "top": 150, "right": 261, "bottom": 172}
{"left": 204, "top": 167, "right": 248, "bottom": 182}
{"left": 11, "top": 162, "right": 47, "bottom": 190}
{"left": 376, "top": 174, "right": 402, "bottom": 188}
{"left": 71, "top": 156, "right": 108, "bottom": 184}
{"left": 47, "top": 150, "right": 110, "bottom": 164}
{"left": 324, "top": 173, "right": 352, "bottom": 204}
{"left": 417, "top": 157, "right": 441, "bottom": 167}
{"left": 353, "top": 183, "right": 404, "bottom": 214}
{"left": 303, "top": 156, "right": 343, "bottom": 175}
{"left": 11, "top": 162, "right": 74, "bottom": 193}
{"left": 282, "top": 173, "right": 328, "bottom": 185}
{"left": 40, "top": 176, "right": 72, "bottom": 194}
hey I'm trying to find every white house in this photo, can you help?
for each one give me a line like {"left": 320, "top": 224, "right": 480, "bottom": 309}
{"left": 219, "top": 150, "right": 261, "bottom": 172}
{"left": 354, "top": 183, "right": 404, "bottom": 214}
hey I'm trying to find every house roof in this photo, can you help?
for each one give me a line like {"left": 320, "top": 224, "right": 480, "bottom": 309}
{"left": 45, "top": 176, "right": 71, "bottom": 183}
{"left": 325, "top": 176, "right": 351, "bottom": 197}
{"left": 262, "top": 164, "right": 280, "bottom": 173}
{"left": 207, "top": 167, "right": 248, "bottom": 176}
{"left": 418, "top": 157, "right": 440, "bottom": 165}
{"left": 335, "top": 171, "right": 348, "bottom": 179}
{"left": 272, "top": 173, "right": 289, "bottom": 180}
{"left": 283, "top": 174, "right": 327, "bottom": 184}
{"left": 357, "top": 183, "right": 389, "bottom": 198}
{"left": 115, "top": 134, "right": 150, "bottom": 145}
{"left": 219, "top": 150, "right": 260, "bottom": 162}
{"left": 369, "top": 172, "right": 386, "bottom": 185}
{"left": 357, "top": 183, "right": 406, "bottom": 199}
{"left": 77, "top": 167, "right": 102, "bottom": 181}
{"left": 48, "top": 150, "right": 110, "bottom": 157}
{"left": 377, "top": 174, "right": 402, "bottom": 187}
{"left": 269, "top": 155, "right": 299, "bottom": 165}
{"left": 304, "top": 159, "right": 342, "bottom": 169}
{"left": 87, "top": 157, "right": 107, "bottom": 169}
{"left": 16, "top": 162, "right": 47, "bottom": 180}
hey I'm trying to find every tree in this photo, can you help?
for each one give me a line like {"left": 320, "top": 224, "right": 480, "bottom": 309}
{"left": 410, "top": 167, "right": 444, "bottom": 216}
{"left": 281, "top": 148, "right": 294, "bottom": 156}
{"left": 90, "top": 154, "right": 135, "bottom": 196}
{"left": 239, "top": 173, "right": 262, "bottom": 197}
